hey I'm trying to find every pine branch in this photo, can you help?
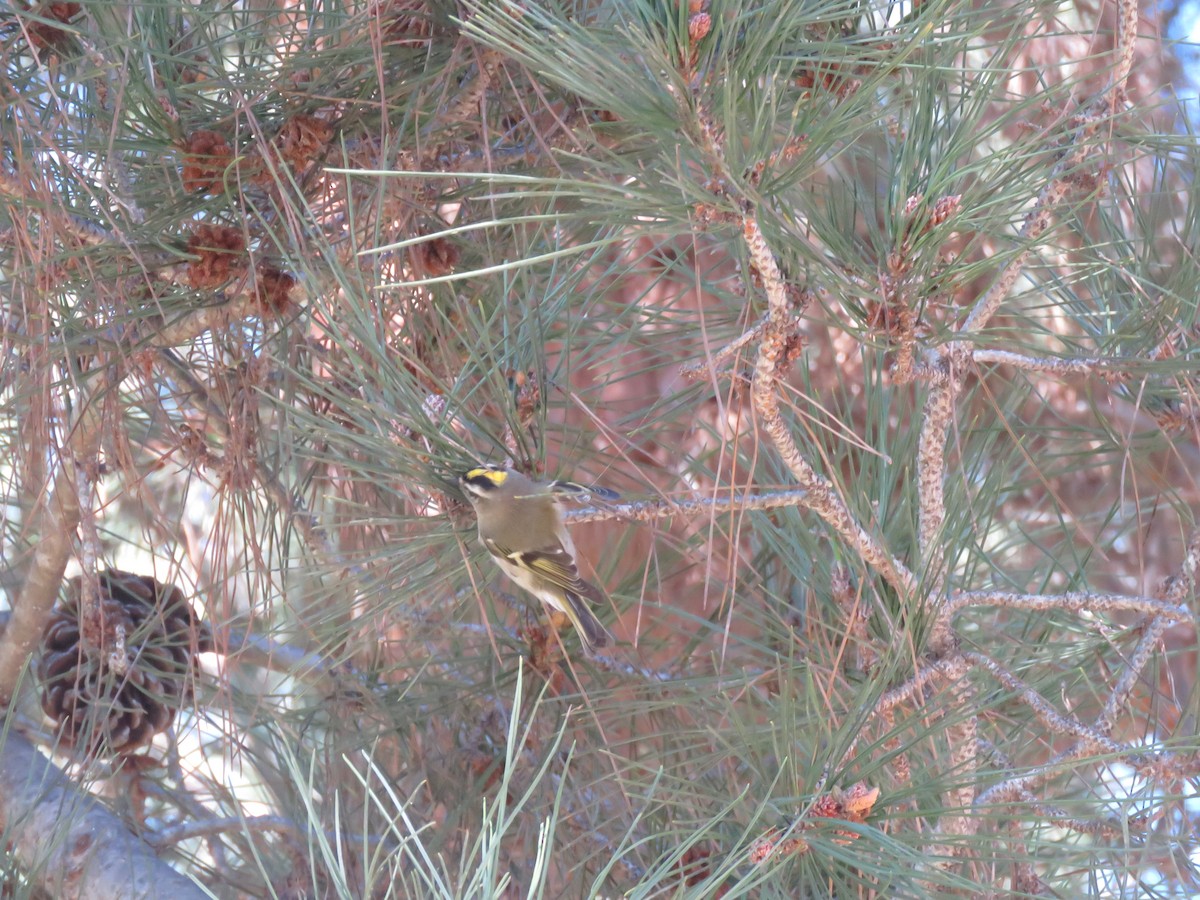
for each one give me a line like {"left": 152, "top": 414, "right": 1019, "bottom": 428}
{"left": 0, "top": 731, "right": 207, "bottom": 900}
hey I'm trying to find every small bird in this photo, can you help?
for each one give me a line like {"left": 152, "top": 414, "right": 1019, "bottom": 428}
{"left": 459, "top": 464, "right": 617, "bottom": 656}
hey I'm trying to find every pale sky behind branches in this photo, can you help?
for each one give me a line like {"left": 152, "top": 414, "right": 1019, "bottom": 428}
{"left": 1169, "top": 2, "right": 1200, "bottom": 108}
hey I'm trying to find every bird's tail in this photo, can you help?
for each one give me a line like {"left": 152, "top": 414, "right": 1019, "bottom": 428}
{"left": 564, "top": 589, "right": 612, "bottom": 655}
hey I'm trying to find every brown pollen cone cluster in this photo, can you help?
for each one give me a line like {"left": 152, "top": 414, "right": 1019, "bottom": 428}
{"left": 181, "top": 130, "right": 233, "bottom": 194}
{"left": 22, "top": 2, "right": 81, "bottom": 51}
{"left": 186, "top": 223, "right": 246, "bottom": 289}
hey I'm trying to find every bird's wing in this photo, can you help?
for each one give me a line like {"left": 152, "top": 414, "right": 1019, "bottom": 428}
{"left": 484, "top": 537, "right": 605, "bottom": 602}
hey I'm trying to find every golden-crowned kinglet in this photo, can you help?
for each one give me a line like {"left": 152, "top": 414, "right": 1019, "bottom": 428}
{"left": 459, "top": 464, "right": 617, "bottom": 656}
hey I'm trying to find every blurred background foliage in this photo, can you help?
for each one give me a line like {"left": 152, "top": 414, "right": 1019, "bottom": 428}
{"left": 2, "top": 0, "right": 1200, "bottom": 895}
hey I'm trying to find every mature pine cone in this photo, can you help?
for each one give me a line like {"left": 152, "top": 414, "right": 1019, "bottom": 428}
{"left": 38, "top": 571, "right": 211, "bottom": 756}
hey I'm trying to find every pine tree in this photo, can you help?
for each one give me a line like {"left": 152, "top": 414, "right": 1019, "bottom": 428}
{"left": 2, "top": 0, "right": 1199, "bottom": 895}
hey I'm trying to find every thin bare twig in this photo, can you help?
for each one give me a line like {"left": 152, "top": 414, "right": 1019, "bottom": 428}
{"left": 679, "top": 310, "right": 770, "bottom": 381}
{"left": 971, "top": 348, "right": 1134, "bottom": 376}
{"left": 963, "top": 651, "right": 1130, "bottom": 755}
{"left": 742, "top": 214, "right": 917, "bottom": 598}
{"left": 945, "top": 589, "right": 1194, "bottom": 624}
{"left": 564, "top": 489, "right": 810, "bottom": 525}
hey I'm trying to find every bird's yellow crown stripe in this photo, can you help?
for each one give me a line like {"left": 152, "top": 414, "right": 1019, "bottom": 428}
{"left": 466, "top": 467, "right": 506, "bottom": 485}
